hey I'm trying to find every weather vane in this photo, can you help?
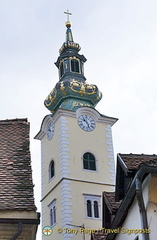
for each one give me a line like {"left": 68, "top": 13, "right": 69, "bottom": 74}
{"left": 64, "top": 9, "right": 72, "bottom": 22}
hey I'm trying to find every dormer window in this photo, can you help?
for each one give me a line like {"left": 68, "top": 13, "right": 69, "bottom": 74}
{"left": 71, "top": 58, "right": 80, "bottom": 73}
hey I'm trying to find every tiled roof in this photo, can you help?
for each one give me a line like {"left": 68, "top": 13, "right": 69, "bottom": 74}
{"left": 92, "top": 232, "right": 107, "bottom": 240}
{"left": 119, "top": 153, "right": 157, "bottom": 170}
{"left": 0, "top": 118, "right": 36, "bottom": 211}
{"left": 103, "top": 192, "right": 121, "bottom": 213}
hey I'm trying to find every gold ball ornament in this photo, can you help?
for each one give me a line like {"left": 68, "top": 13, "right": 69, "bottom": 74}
{"left": 65, "top": 21, "right": 71, "bottom": 28}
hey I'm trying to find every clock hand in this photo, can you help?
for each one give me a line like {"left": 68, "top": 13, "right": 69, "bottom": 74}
{"left": 83, "top": 115, "right": 86, "bottom": 122}
{"left": 82, "top": 116, "right": 87, "bottom": 127}
{"left": 86, "top": 116, "right": 91, "bottom": 128}
{"left": 86, "top": 120, "right": 90, "bottom": 128}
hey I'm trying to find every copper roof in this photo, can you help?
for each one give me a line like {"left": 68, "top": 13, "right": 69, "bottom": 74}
{"left": 0, "top": 118, "right": 36, "bottom": 211}
{"left": 119, "top": 153, "right": 157, "bottom": 170}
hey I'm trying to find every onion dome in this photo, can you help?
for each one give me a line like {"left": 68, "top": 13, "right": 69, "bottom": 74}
{"left": 44, "top": 79, "right": 102, "bottom": 112}
{"left": 44, "top": 12, "right": 102, "bottom": 113}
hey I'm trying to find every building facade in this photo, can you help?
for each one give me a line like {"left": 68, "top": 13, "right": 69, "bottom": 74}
{"left": 92, "top": 154, "right": 157, "bottom": 240}
{"left": 0, "top": 118, "right": 40, "bottom": 240}
{"left": 35, "top": 17, "right": 117, "bottom": 240}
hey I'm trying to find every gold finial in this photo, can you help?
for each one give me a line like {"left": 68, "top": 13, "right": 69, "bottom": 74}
{"left": 64, "top": 9, "right": 72, "bottom": 28}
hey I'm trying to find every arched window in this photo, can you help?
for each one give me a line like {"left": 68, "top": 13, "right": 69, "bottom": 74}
{"left": 87, "top": 200, "right": 92, "bottom": 217}
{"left": 59, "top": 61, "right": 64, "bottom": 78}
{"left": 53, "top": 205, "right": 56, "bottom": 224}
{"left": 49, "top": 160, "right": 55, "bottom": 179}
{"left": 50, "top": 209, "right": 53, "bottom": 225}
{"left": 83, "top": 152, "right": 96, "bottom": 171}
{"left": 71, "top": 59, "right": 80, "bottom": 73}
{"left": 94, "top": 201, "right": 99, "bottom": 218}
{"left": 84, "top": 195, "right": 101, "bottom": 220}
{"left": 49, "top": 200, "right": 56, "bottom": 226}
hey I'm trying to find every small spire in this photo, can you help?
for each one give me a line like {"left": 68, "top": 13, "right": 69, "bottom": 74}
{"left": 59, "top": 10, "right": 81, "bottom": 53}
{"left": 66, "top": 27, "right": 73, "bottom": 42}
{"left": 64, "top": 9, "right": 72, "bottom": 28}
{"left": 64, "top": 10, "right": 73, "bottom": 42}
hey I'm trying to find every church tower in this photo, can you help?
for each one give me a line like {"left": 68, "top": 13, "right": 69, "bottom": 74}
{"left": 35, "top": 12, "right": 117, "bottom": 240}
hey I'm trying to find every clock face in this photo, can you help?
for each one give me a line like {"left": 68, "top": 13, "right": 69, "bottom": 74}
{"left": 78, "top": 115, "right": 95, "bottom": 132}
{"left": 47, "top": 121, "right": 54, "bottom": 140}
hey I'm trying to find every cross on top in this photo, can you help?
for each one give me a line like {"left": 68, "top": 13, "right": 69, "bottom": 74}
{"left": 64, "top": 10, "right": 72, "bottom": 22}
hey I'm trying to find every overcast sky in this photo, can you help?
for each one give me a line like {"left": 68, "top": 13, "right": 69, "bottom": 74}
{"left": 1, "top": 0, "right": 157, "bottom": 239}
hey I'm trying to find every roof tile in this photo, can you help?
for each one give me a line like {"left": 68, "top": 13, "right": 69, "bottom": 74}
{"left": 0, "top": 118, "right": 36, "bottom": 211}
{"left": 103, "top": 192, "right": 121, "bottom": 213}
{"left": 119, "top": 153, "right": 157, "bottom": 170}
